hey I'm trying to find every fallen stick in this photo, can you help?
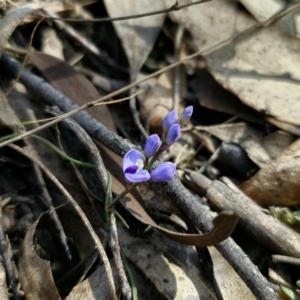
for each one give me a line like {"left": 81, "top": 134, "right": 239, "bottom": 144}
{"left": 190, "top": 172, "right": 300, "bottom": 258}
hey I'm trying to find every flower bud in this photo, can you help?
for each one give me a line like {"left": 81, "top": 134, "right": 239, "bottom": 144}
{"left": 163, "top": 110, "right": 178, "bottom": 132}
{"left": 150, "top": 162, "right": 176, "bottom": 182}
{"left": 165, "top": 124, "right": 180, "bottom": 145}
{"left": 180, "top": 106, "right": 193, "bottom": 125}
{"left": 144, "top": 134, "right": 161, "bottom": 158}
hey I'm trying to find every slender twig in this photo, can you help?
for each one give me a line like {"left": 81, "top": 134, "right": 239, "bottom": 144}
{"left": 35, "top": 0, "right": 212, "bottom": 23}
{"left": 192, "top": 115, "right": 238, "bottom": 159}
{"left": 109, "top": 211, "right": 131, "bottom": 300}
{"left": 273, "top": 255, "right": 300, "bottom": 267}
{"left": 28, "top": 147, "right": 73, "bottom": 262}
{"left": 0, "top": 15, "right": 43, "bottom": 102}
{"left": 173, "top": 24, "right": 185, "bottom": 112}
{"left": 105, "top": 173, "right": 131, "bottom": 299}
{"left": 129, "top": 86, "right": 148, "bottom": 139}
{"left": 198, "top": 146, "right": 221, "bottom": 174}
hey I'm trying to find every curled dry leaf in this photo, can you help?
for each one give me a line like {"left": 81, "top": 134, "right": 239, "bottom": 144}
{"left": 0, "top": 7, "right": 36, "bottom": 130}
{"left": 19, "top": 203, "right": 100, "bottom": 299}
{"left": 0, "top": 6, "right": 36, "bottom": 58}
{"left": 241, "top": 137, "right": 300, "bottom": 207}
{"left": 18, "top": 213, "right": 61, "bottom": 300}
{"left": 122, "top": 193, "right": 239, "bottom": 247}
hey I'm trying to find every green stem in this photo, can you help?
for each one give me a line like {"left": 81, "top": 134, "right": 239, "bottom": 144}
{"left": 107, "top": 183, "right": 137, "bottom": 211}
{"left": 105, "top": 172, "right": 113, "bottom": 223}
{"left": 32, "top": 135, "right": 95, "bottom": 168}
{"left": 114, "top": 211, "right": 130, "bottom": 228}
{"left": 121, "top": 252, "right": 138, "bottom": 300}
{"left": 0, "top": 133, "right": 95, "bottom": 168}
{"left": 0, "top": 133, "right": 19, "bottom": 143}
{"left": 104, "top": 172, "right": 129, "bottom": 228}
{"left": 145, "top": 140, "right": 166, "bottom": 171}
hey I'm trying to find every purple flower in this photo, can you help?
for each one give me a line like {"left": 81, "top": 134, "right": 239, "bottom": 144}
{"left": 123, "top": 149, "right": 150, "bottom": 183}
{"left": 165, "top": 124, "right": 180, "bottom": 145}
{"left": 180, "top": 106, "right": 193, "bottom": 124}
{"left": 144, "top": 134, "right": 161, "bottom": 158}
{"left": 150, "top": 162, "right": 176, "bottom": 182}
{"left": 163, "top": 110, "right": 178, "bottom": 132}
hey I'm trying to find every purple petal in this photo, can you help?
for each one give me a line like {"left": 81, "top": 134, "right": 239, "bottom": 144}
{"left": 125, "top": 165, "right": 139, "bottom": 174}
{"left": 180, "top": 106, "right": 193, "bottom": 123}
{"left": 165, "top": 124, "right": 180, "bottom": 145}
{"left": 144, "top": 134, "right": 161, "bottom": 158}
{"left": 150, "top": 162, "right": 176, "bottom": 182}
{"left": 123, "top": 149, "right": 143, "bottom": 172}
{"left": 163, "top": 110, "right": 178, "bottom": 132}
{"left": 125, "top": 169, "right": 150, "bottom": 183}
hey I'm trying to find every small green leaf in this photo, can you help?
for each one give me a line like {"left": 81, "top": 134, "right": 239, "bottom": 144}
{"left": 281, "top": 285, "right": 296, "bottom": 300}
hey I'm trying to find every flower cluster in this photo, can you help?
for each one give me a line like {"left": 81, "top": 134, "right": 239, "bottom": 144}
{"left": 123, "top": 106, "right": 193, "bottom": 183}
